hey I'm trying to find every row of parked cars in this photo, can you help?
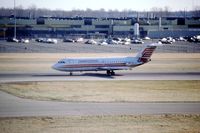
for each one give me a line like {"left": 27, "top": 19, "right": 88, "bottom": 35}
{"left": 63, "top": 37, "right": 145, "bottom": 45}
{"left": 35, "top": 38, "right": 58, "bottom": 44}
{"left": 184, "top": 35, "right": 200, "bottom": 43}
{"left": 6, "top": 35, "right": 200, "bottom": 45}
{"left": 6, "top": 37, "right": 145, "bottom": 45}
{"left": 7, "top": 38, "right": 30, "bottom": 43}
{"left": 159, "top": 35, "right": 200, "bottom": 44}
{"left": 6, "top": 37, "right": 58, "bottom": 44}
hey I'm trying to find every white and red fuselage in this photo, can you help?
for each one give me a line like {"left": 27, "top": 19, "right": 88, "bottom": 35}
{"left": 52, "top": 43, "right": 158, "bottom": 75}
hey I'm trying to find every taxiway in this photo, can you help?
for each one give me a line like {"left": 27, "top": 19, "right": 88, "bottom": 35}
{"left": 0, "top": 72, "right": 200, "bottom": 83}
{"left": 0, "top": 91, "right": 200, "bottom": 117}
{"left": 0, "top": 72, "right": 200, "bottom": 117}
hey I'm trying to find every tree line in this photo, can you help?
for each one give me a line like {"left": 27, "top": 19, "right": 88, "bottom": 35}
{"left": 0, "top": 5, "right": 199, "bottom": 18}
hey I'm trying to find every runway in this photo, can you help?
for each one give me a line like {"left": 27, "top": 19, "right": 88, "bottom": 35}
{"left": 0, "top": 91, "right": 200, "bottom": 117}
{"left": 0, "top": 72, "right": 200, "bottom": 83}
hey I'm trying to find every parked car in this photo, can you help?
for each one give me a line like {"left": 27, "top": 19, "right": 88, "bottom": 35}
{"left": 106, "top": 38, "right": 119, "bottom": 45}
{"left": 35, "top": 38, "right": 57, "bottom": 44}
{"left": 63, "top": 38, "right": 75, "bottom": 43}
{"left": 131, "top": 38, "right": 144, "bottom": 44}
{"left": 143, "top": 36, "right": 151, "bottom": 40}
{"left": 159, "top": 37, "right": 175, "bottom": 44}
{"left": 176, "top": 37, "right": 187, "bottom": 41}
{"left": 122, "top": 41, "right": 131, "bottom": 45}
{"left": 192, "top": 35, "right": 200, "bottom": 43}
{"left": 99, "top": 39, "right": 108, "bottom": 45}
{"left": 85, "top": 39, "right": 97, "bottom": 44}
{"left": 47, "top": 38, "right": 57, "bottom": 44}
{"left": 7, "top": 37, "right": 19, "bottom": 43}
{"left": 75, "top": 37, "right": 84, "bottom": 42}
{"left": 35, "top": 38, "right": 45, "bottom": 42}
{"left": 19, "top": 38, "right": 30, "bottom": 43}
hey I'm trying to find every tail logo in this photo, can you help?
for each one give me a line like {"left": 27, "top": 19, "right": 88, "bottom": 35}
{"left": 138, "top": 46, "right": 156, "bottom": 63}
{"left": 142, "top": 47, "right": 155, "bottom": 58}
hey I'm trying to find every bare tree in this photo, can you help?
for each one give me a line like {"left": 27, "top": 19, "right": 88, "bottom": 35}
{"left": 163, "top": 6, "right": 171, "bottom": 17}
{"left": 28, "top": 4, "right": 37, "bottom": 18}
{"left": 150, "top": 7, "right": 163, "bottom": 18}
{"left": 192, "top": 6, "right": 200, "bottom": 17}
{"left": 0, "top": 6, "right": 198, "bottom": 18}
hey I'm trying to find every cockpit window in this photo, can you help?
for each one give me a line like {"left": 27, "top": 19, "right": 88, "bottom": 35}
{"left": 58, "top": 61, "right": 65, "bottom": 63}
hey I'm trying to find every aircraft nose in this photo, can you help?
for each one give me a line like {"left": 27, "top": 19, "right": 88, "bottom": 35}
{"left": 52, "top": 63, "right": 58, "bottom": 70}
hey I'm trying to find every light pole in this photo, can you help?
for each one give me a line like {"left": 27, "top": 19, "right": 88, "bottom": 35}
{"left": 14, "top": 0, "right": 16, "bottom": 39}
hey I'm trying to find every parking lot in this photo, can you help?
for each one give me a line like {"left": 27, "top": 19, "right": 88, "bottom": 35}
{"left": 0, "top": 39, "right": 200, "bottom": 53}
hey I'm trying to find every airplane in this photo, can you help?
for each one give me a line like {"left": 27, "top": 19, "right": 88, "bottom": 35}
{"left": 52, "top": 43, "right": 159, "bottom": 76}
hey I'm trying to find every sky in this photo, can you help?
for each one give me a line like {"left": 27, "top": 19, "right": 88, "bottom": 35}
{"left": 0, "top": 0, "right": 200, "bottom": 11}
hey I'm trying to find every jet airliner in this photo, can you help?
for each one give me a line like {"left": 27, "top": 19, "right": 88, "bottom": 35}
{"left": 52, "top": 43, "right": 159, "bottom": 75}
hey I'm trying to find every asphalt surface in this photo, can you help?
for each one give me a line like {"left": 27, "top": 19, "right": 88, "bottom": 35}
{"left": 0, "top": 72, "right": 199, "bottom": 117}
{"left": 0, "top": 40, "right": 200, "bottom": 117}
{"left": 0, "top": 91, "right": 200, "bottom": 117}
{"left": 1, "top": 40, "right": 200, "bottom": 53}
{"left": 0, "top": 72, "right": 200, "bottom": 83}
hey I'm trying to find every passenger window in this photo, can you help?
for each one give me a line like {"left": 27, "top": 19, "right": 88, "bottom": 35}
{"left": 58, "top": 61, "right": 65, "bottom": 63}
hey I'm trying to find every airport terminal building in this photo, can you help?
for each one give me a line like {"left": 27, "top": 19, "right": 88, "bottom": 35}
{"left": 0, "top": 16, "right": 200, "bottom": 39}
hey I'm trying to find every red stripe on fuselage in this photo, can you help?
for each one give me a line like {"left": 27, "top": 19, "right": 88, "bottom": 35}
{"left": 60, "top": 63, "right": 127, "bottom": 68}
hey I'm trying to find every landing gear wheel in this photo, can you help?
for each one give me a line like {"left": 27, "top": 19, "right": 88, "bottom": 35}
{"left": 106, "top": 70, "right": 111, "bottom": 76}
{"left": 107, "top": 70, "right": 115, "bottom": 76}
{"left": 69, "top": 72, "right": 73, "bottom": 76}
{"left": 111, "top": 71, "right": 115, "bottom": 75}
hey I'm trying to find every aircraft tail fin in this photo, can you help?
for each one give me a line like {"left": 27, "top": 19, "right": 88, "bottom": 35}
{"left": 136, "top": 43, "right": 158, "bottom": 63}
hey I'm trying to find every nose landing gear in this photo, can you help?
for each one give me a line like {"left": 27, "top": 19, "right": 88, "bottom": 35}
{"left": 106, "top": 70, "right": 115, "bottom": 76}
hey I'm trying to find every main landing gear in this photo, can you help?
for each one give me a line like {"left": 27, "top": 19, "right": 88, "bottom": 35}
{"left": 106, "top": 70, "right": 115, "bottom": 76}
